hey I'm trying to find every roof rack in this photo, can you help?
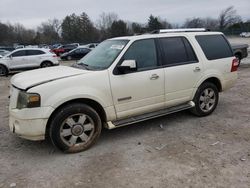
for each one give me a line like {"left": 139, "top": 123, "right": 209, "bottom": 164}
{"left": 151, "top": 28, "right": 210, "bottom": 34}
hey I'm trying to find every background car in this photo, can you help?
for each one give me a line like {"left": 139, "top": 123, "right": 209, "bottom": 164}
{"left": 51, "top": 43, "right": 79, "bottom": 56}
{"left": 60, "top": 46, "right": 91, "bottom": 60}
{"left": 0, "top": 50, "right": 10, "bottom": 58}
{"left": 0, "top": 48, "right": 59, "bottom": 76}
{"left": 83, "top": 43, "right": 99, "bottom": 49}
{"left": 240, "top": 32, "right": 250, "bottom": 37}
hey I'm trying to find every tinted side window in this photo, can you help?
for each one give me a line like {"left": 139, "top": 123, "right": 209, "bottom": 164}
{"left": 159, "top": 37, "right": 197, "bottom": 66}
{"left": 123, "top": 39, "right": 157, "bottom": 70}
{"left": 183, "top": 38, "right": 197, "bottom": 62}
{"left": 196, "top": 35, "right": 233, "bottom": 60}
{"left": 26, "top": 50, "right": 45, "bottom": 56}
{"left": 11, "top": 50, "right": 26, "bottom": 57}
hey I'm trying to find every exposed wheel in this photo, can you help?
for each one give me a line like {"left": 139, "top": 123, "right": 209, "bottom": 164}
{"left": 190, "top": 82, "right": 219, "bottom": 116}
{"left": 41, "top": 61, "right": 53, "bottom": 68}
{"left": 67, "top": 56, "right": 72, "bottom": 61}
{"left": 50, "top": 103, "right": 102, "bottom": 153}
{"left": 0, "top": 65, "right": 8, "bottom": 76}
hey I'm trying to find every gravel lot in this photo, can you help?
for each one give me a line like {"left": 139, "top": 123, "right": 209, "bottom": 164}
{"left": 0, "top": 37, "right": 250, "bottom": 188}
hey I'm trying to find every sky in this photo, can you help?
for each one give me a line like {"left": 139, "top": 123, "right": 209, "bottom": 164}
{"left": 0, "top": 0, "right": 250, "bottom": 29}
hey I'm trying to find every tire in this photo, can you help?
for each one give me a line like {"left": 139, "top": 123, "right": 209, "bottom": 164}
{"left": 41, "top": 61, "right": 53, "bottom": 68}
{"left": 49, "top": 103, "right": 102, "bottom": 153}
{"left": 0, "top": 65, "right": 8, "bottom": 76}
{"left": 67, "top": 56, "right": 72, "bottom": 61}
{"left": 235, "top": 54, "right": 241, "bottom": 67}
{"left": 190, "top": 82, "right": 219, "bottom": 117}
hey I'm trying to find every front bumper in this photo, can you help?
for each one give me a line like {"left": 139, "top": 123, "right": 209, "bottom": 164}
{"left": 9, "top": 107, "right": 54, "bottom": 141}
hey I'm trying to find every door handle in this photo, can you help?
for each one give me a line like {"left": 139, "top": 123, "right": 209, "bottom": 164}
{"left": 150, "top": 74, "right": 159, "bottom": 80}
{"left": 193, "top": 67, "right": 201, "bottom": 72}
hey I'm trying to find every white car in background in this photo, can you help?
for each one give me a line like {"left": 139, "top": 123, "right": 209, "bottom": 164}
{"left": 240, "top": 32, "right": 250, "bottom": 38}
{"left": 0, "top": 48, "right": 59, "bottom": 76}
{"left": 0, "top": 49, "right": 10, "bottom": 58}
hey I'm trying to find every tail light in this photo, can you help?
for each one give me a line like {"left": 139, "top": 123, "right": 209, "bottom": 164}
{"left": 231, "top": 58, "right": 239, "bottom": 72}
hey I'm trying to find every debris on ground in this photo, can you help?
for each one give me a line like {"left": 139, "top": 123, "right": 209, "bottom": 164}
{"left": 9, "top": 183, "right": 16, "bottom": 187}
{"left": 210, "top": 141, "right": 220, "bottom": 146}
{"left": 155, "top": 144, "right": 167, "bottom": 151}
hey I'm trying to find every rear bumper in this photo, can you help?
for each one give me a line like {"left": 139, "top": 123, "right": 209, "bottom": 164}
{"left": 221, "top": 73, "right": 238, "bottom": 91}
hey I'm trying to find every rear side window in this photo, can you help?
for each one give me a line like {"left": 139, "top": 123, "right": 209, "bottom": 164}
{"left": 196, "top": 35, "right": 233, "bottom": 60}
{"left": 159, "top": 37, "right": 197, "bottom": 66}
{"left": 26, "top": 50, "right": 45, "bottom": 56}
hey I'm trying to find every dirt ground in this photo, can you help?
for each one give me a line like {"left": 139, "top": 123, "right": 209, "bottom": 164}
{"left": 0, "top": 37, "right": 250, "bottom": 188}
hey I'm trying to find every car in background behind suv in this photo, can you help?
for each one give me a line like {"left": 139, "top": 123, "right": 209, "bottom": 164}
{"left": 9, "top": 29, "right": 238, "bottom": 153}
{"left": 0, "top": 48, "right": 59, "bottom": 76}
{"left": 0, "top": 50, "right": 10, "bottom": 58}
{"left": 60, "top": 46, "right": 91, "bottom": 60}
{"left": 52, "top": 44, "right": 79, "bottom": 56}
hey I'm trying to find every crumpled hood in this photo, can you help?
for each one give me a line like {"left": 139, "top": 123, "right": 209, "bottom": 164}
{"left": 11, "top": 66, "right": 89, "bottom": 90}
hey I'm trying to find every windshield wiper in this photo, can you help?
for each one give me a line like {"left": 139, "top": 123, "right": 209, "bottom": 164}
{"left": 71, "top": 63, "right": 89, "bottom": 70}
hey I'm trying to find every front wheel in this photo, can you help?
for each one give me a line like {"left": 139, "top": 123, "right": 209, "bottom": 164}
{"left": 0, "top": 65, "right": 8, "bottom": 76}
{"left": 190, "top": 82, "right": 219, "bottom": 117}
{"left": 49, "top": 103, "right": 102, "bottom": 153}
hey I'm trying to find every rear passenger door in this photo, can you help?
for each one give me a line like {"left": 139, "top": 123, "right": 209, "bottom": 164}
{"left": 26, "top": 50, "right": 45, "bottom": 67}
{"left": 158, "top": 37, "right": 203, "bottom": 107}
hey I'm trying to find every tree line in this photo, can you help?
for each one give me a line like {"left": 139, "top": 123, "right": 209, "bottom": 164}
{"left": 0, "top": 6, "right": 249, "bottom": 46}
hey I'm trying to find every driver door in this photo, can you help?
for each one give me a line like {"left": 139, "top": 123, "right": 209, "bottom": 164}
{"left": 8, "top": 50, "right": 27, "bottom": 70}
{"left": 109, "top": 39, "right": 165, "bottom": 120}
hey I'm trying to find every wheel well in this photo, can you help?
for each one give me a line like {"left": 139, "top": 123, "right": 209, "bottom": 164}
{"left": 45, "top": 98, "right": 107, "bottom": 139}
{"left": 0, "top": 64, "right": 9, "bottom": 73}
{"left": 202, "top": 77, "right": 222, "bottom": 92}
{"left": 41, "top": 61, "right": 53, "bottom": 66}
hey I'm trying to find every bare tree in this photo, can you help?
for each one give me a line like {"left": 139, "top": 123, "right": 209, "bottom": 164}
{"left": 218, "top": 6, "right": 241, "bottom": 29}
{"left": 158, "top": 18, "right": 172, "bottom": 29}
{"left": 37, "top": 19, "right": 61, "bottom": 44}
{"left": 96, "top": 12, "right": 118, "bottom": 30}
{"left": 203, "top": 18, "right": 219, "bottom": 30}
{"left": 183, "top": 18, "right": 205, "bottom": 28}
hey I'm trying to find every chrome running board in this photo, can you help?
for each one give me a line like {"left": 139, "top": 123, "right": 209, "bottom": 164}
{"left": 106, "top": 101, "right": 195, "bottom": 129}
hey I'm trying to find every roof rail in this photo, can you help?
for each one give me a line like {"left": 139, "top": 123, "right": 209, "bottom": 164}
{"left": 151, "top": 28, "right": 210, "bottom": 34}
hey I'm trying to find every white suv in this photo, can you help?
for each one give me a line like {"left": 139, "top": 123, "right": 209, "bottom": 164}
{"left": 9, "top": 29, "right": 238, "bottom": 153}
{"left": 0, "top": 48, "right": 59, "bottom": 76}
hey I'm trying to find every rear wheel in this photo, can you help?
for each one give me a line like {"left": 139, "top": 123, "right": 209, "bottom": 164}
{"left": 41, "top": 61, "right": 53, "bottom": 68}
{"left": 50, "top": 103, "right": 102, "bottom": 153}
{"left": 190, "top": 82, "right": 219, "bottom": 116}
{"left": 0, "top": 65, "right": 8, "bottom": 76}
{"left": 67, "top": 56, "right": 72, "bottom": 61}
{"left": 235, "top": 54, "right": 241, "bottom": 67}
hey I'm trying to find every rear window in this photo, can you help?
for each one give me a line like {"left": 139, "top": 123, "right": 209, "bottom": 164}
{"left": 196, "top": 35, "right": 233, "bottom": 60}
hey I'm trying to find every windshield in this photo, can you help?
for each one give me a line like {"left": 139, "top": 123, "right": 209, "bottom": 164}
{"left": 77, "top": 39, "right": 128, "bottom": 70}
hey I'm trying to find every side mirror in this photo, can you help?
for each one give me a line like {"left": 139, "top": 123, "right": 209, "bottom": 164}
{"left": 117, "top": 60, "right": 137, "bottom": 73}
{"left": 8, "top": 55, "right": 13, "bottom": 59}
